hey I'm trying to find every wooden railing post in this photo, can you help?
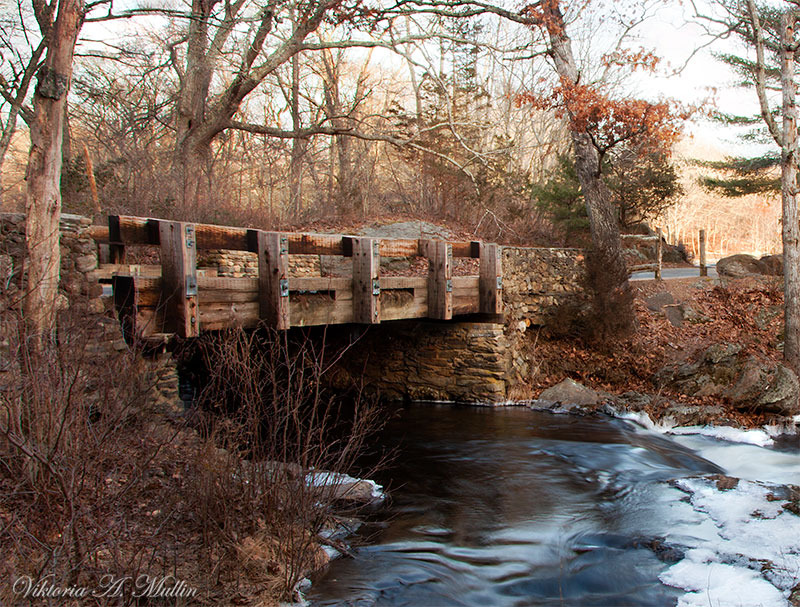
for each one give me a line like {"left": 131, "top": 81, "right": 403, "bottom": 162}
{"left": 655, "top": 228, "right": 663, "bottom": 281}
{"left": 422, "top": 240, "right": 453, "bottom": 320}
{"left": 479, "top": 243, "right": 502, "bottom": 314}
{"left": 107, "top": 215, "right": 126, "bottom": 263}
{"left": 351, "top": 237, "right": 380, "bottom": 324}
{"left": 158, "top": 220, "right": 199, "bottom": 338}
{"left": 256, "top": 231, "right": 290, "bottom": 330}
{"left": 699, "top": 229, "right": 708, "bottom": 277}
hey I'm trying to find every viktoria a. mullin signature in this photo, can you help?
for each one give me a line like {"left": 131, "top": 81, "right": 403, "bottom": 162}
{"left": 13, "top": 573, "right": 199, "bottom": 600}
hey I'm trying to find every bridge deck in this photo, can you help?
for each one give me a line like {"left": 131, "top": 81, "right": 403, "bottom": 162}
{"left": 92, "top": 216, "right": 503, "bottom": 339}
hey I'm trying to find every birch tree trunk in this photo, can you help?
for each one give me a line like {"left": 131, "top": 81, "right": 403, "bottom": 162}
{"left": 781, "top": 11, "right": 800, "bottom": 372}
{"left": 543, "top": 3, "right": 632, "bottom": 335}
{"left": 24, "top": 0, "right": 83, "bottom": 338}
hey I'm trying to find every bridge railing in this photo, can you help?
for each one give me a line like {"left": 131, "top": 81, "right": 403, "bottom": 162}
{"left": 90, "top": 216, "right": 503, "bottom": 338}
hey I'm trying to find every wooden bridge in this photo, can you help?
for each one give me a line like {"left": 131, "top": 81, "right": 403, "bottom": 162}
{"left": 90, "top": 216, "right": 503, "bottom": 340}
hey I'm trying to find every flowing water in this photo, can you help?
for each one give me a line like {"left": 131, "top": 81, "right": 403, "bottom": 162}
{"left": 309, "top": 405, "right": 800, "bottom": 607}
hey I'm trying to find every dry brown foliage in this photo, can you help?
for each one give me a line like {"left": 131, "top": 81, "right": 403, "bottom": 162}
{"left": 524, "top": 276, "right": 786, "bottom": 427}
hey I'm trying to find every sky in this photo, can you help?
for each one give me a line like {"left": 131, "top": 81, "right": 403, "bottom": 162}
{"left": 634, "top": 1, "right": 775, "bottom": 160}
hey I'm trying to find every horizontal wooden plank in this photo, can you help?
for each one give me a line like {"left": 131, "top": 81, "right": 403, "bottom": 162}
{"left": 621, "top": 234, "right": 658, "bottom": 242}
{"left": 381, "top": 276, "right": 427, "bottom": 289}
{"left": 109, "top": 215, "right": 483, "bottom": 257}
{"left": 97, "top": 264, "right": 163, "bottom": 280}
{"left": 289, "top": 233, "right": 345, "bottom": 256}
{"left": 453, "top": 276, "right": 479, "bottom": 289}
{"left": 89, "top": 224, "right": 109, "bottom": 243}
{"left": 198, "top": 276, "right": 259, "bottom": 291}
{"left": 628, "top": 263, "right": 658, "bottom": 272}
{"left": 290, "top": 277, "right": 351, "bottom": 291}
{"left": 199, "top": 301, "right": 259, "bottom": 330}
{"left": 116, "top": 264, "right": 483, "bottom": 335}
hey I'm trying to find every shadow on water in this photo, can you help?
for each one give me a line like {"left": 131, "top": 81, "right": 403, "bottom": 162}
{"left": 309, "top": 404, "right": 723, "bottom": 607}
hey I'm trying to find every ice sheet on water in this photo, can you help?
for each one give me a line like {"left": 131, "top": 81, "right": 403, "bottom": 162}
{"left": 305, "top": 470, "right": 384, "bottom": 499}
{"left": 668, "top": 425, "right": 774, "bottom": 447}
{"left": 659, "top": 476, "right": 800, "bottom": 606}
{"left": 615, "top": 410, "right": 775, "bottom": 446}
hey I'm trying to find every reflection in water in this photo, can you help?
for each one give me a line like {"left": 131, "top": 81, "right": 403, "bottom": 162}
{"left": 309, "top": 405, "right": 726, "bottom": 606}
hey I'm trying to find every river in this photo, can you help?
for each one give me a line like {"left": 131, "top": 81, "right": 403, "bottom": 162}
{"left": 309, "top": 404, "right": 800, "bottom": 607}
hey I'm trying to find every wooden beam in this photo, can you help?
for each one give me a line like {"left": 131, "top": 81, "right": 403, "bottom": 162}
{"left": 288, "top": 233, "right": 346, "bottom": 256}
{"left": 479, "top": 243, "right": 502, "bottom": 314}
{"left": 112, "top": 274, "right": 137, "bottom": 342}
{"left": 256, "top": 231, "right": 290, "bottom": 330}
{"left": 89, "top": 224, "right": 109, "bottom": 243}
{"left": 655, "top": 228, "right": 663, "bottom": 281}
{"left": 351, "top": 237, "right": 380, "bottom": 323}
{"left": 159, "top": 221, "right": 199, "bottom": 338}
{"left": 628, "top": 263, "right": 658, "bottom": 273}
{"left": 699, "top": 229, "right": 707, "bottom": 277}
{"left": 422, "top": 239, "right": 453, "bottom": 320}
{"left": 106, "top": 216, "right": 127, "bottom": 262}
{"left": 620, "top": 233, "right": 658, "bottom": 242}
{"left": 110, "top": 215, "right": 481, "bottom": 257}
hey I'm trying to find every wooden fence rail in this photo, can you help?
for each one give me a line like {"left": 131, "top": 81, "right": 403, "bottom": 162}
{"left": 623, "top": 230, "right": 662, "bottom": 280}
{"left": 92, "top": 216, "right": 503, "bottom": 339}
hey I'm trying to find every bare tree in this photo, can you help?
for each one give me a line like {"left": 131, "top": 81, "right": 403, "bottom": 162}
{"left": 24, "top": 0, "right": 83, "bottom": 337}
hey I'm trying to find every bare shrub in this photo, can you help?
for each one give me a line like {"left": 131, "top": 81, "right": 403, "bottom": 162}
{"left": 584, "top": 247, "right": 636, "bottom": 343}
{"left": 0, "top": 304, "right": 183, "bottom": 603}
{"left": 180, "top": 326, "right": 386, "bottom": 601}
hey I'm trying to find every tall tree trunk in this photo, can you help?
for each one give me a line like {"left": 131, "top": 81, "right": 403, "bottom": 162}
{"left": 178, "top": 135, "right": 214, "bottom": 215}
{"left": 544, "top": 3, "right": 632, "bottom": 336}
{"left": 781, "top": 11, "right": 800, "bottom": 372}
{"left": 289, "top": 47, "right": 305, "bottom": 216}
{"left": 24, "top": 0, "right": 83, "bottom": 338}
{"left": 173, "top": 0, "right": 215, "bottom": 213}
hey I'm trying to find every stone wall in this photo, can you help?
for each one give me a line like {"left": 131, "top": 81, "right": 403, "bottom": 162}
{"left": 197, "top": 249, "right": 321, "bottom": 277}
{"left": 501, "top": 247, "right": 588, "bottom": 391}
{"left": 334, "top": 321, "right": 509, "bottom": 403}
{"left": 0, "top": 212, "right": 104, "bottom": 313}
{"left": 502, "top": 246, "right": 588, "bottom": 327}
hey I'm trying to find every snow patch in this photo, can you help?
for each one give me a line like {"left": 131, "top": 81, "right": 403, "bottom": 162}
{"left": 660, "top": 476, "right": 800, "bottom": 606}
{"left": 305, "top": 471, "right": 384, "bottom": 499}
{"left": 615, "top": 410, "right": 775, "bottom": 446}
{"left": 668, "top": 425, "right": 774, "bottom": 447}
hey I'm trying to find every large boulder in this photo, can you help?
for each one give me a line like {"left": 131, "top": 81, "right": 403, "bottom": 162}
{"left": 610, "top": 391, "right": 728, "bottom": 426}
{"left": 645, "top": 292, "right": 675, "bottom": 312}
{"left": 656, "top": 343, "right": 800, "bottom": 416}
{"left": 717, "top": 253, "right": 783, "bottom": 277}
{"left": 717, "top": 254, "right": 764, "bottom": 277}
{"left": 539, "top": 378, "right": 603, "bottom": 407}
{"left": 757, "top": 254, "right": 783, "bottom": 276}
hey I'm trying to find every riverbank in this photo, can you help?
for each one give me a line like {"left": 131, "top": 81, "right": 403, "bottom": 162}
{"left": 524, "top": 275, "right": 799, "bottom": 431}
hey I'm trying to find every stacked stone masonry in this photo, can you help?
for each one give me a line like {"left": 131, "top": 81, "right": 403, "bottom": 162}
{"left": 197, "top": 249, "right": 321, "bottom": 277}
{"left": 337, "top": 321, "right": 509, "bottom": 403}
{"left": 501, "top": 247, "right": 588, "bottom": 390}
{"left": 0, "top": 212, "right": 104, "bottom": 314}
